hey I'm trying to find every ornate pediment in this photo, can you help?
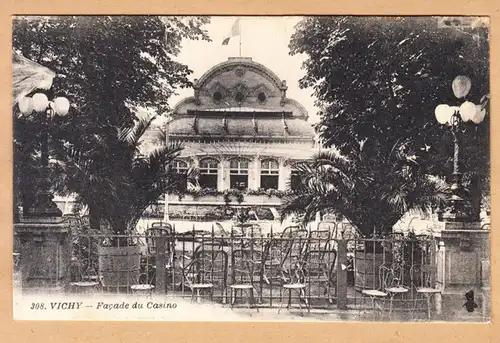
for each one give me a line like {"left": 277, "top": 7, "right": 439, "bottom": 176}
{"left": 232, "top": 83, "right": 250, "bottom": 105}
{"left": 200, "top": 82, "right": 231, "bottom": 105}
{"left": 234, "top": 66, "right": 246, "bottom": 77}
{"left": 232, "top": 82, "right": 250, "bottom": 96}
{"left": 251, "top": 83, "right": 277, "bottom": 98}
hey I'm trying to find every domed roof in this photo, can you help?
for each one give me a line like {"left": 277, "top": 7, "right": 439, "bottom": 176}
{"left": 172, "top": 57, "right": 308, "bottom": 119}
{"left": 196, "top": 57, "right": 284, "bottom": 91}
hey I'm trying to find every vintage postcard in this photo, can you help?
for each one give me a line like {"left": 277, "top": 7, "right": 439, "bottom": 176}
{"left": 12, "top": 15, "right": 490, "bottom": 322}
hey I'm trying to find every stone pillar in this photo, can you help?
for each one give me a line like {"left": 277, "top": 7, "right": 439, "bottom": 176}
{"left": 435, "top": 221, "right": 490, "bottom": 321}
{"left": 480, "top": 259, "right": 490, "bottom": 319}
{"left": 278, "top": 158, "right": 291, "bottom": 191}
{"left": 14, "top": 216, "right": 71, "bottom": 293}
{"left": 250, "top": 156, "right": 260, "bottom": 189}
{"left": 219, "top": 157, "right": 229, "bottom": 191}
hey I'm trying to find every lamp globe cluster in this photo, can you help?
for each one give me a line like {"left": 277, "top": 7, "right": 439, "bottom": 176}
{"left": 434, "top": 76, "right": 486, "bottom": 125}
{"left": 18, "top": 93, "right": 70, "bottom": 117}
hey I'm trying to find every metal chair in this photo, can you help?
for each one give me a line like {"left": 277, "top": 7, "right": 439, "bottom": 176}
{"left": 130, "top": 268, "right": 155, "bottom": 297}
{"left": 383, "top": 265, "right": 410, "bottom": 321}
{"left": 308, "top": 229, "right": 331, "bottom": 251}
{"left": 214, "top": 222, "right": 230, "bottom": 236}
{"left": 70, "top": 264, "right": 101, "bottom": 295}
{"left": 303, "top": 248, "right": 337, "bottom": 305}
{"left": 229, "top": 249, "right": 261, "bottom": 312}
{"left": 259, "top": 228, "right": 307, "bottom": 287}
{"left": 261, "top": 239, "right": 286, "bottom": 285}
{"left": 359, "top": 264, "right": 392, "bottom": 321}
{"left": 281, "top": 229, "right": 309, "bottom": 276}
{"left": 182, "top": 250, "right": 228, "bottom": 304}
{"left": 278, "top": 259, "right": 310, "bottom": 315}
{"left": 410, "top": 264, "right": 441, "bottom": 320}
{"left": 280, "top": 225, "right": 304, "bottom": 238}
{"left": 232, "top": 224, "right": 263, "bottom": 250}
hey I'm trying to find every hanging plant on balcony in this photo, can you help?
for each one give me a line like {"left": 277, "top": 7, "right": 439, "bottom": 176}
{"left": 222, "top": 189, "right": 245, "bottom": 205}
{"left": 223, "top": 190, "right": 232, "bottom": 206}
{"left": 234, "top": 189, "right": 245, "bottom": 204}
{"left": 245, "top": 188, "right": 260, "bottom": 196}
{"left": 245, "top": 188, "right": 287, "bottom": 198}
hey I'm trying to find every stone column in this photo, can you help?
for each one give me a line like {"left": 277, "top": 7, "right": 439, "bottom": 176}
{"left": 219, "top": 157, "right": 229, "bottom": 191}
{"left": 250, "top": 156, "right": 260, "bottom": 189}
{"left": 14, "top": 216, "right": 71, "bottom": 292}
{"left": 435, "top": 221, "right": 490, "bottom": 321}
{"left": 278, "top": 158, "right": 291, "bottom": 191}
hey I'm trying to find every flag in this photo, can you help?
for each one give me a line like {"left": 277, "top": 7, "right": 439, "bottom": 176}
{"left": 222, "top": 18, "right": 240, "bottom": 45}
{"left": 12, "top": 50, "right": 56, "bottom": 106}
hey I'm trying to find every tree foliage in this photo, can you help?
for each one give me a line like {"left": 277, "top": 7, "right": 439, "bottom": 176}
{"left": 52, "top": 115, "right": 184, "bottom": 235}
{"left": 12, "top": 16, "right": 210, "bottom": 228}
{"left": 282, "top": 143, "right": 448, "bottom": 236}
{"left": 289, "top": 16, "right": 490, "bottom": 221}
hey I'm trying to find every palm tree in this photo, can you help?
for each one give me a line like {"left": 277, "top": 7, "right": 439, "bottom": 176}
{"left": 281, "top": 138, "right": 448, "bottom": 237}
{"left": 53, "top": 114, "right": 184, "bottom": 239}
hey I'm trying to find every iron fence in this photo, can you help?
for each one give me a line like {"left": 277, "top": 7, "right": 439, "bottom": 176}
{"left": 68, "top": 222, "right": 437, "bottom": 314}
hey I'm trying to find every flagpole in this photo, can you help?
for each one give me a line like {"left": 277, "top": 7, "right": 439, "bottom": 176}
{"left": 239, "top": 18, "right": 242, "bottom": 57}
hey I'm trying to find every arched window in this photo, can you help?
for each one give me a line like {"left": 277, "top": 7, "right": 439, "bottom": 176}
{"left": 172, "top": 160, "right": 188, "bottom": 191}
{"left": 199, "top": 158, "right": 219, "bottom": 189}
{"left": 260, "top": 158, "right": 279, "bottom": 189}
{"left": 229, "top": 157, "right": 249, "bottom": 190}
{"left": 173, "top": 160, "right": 188, "bottom": 174}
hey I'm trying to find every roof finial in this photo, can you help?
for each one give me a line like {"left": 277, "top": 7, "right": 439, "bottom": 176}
{"left": 280, "top": 80, "right": 288, "bottom": 106}
{"left": 222, "top": 116, "right": 228, "bottom": 133}
{"left": 282, "top": 111, "right": 289, "bottom": 134}
{"left": 193, "top": 112, "right": 199, "bottom": 134}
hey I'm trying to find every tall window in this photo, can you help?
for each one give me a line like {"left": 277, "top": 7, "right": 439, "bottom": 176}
{"left": 260, "top": 158, "right": 279, "bottom": 189}
{"left": 199, "top": 158, "right": 219, "bottom": 189}
{"left": 172, "top": 160, "right": 188, "bottom": 192}
{"left": 290, "top": 166, "right": 301, "bottom": 191}
{"left": 229, "top": 158, "right": 249, "bottom": 190}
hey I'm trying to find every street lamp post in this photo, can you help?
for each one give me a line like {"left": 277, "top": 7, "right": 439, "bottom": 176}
{"left": 18, "top": 93, "right": 70, "bottom": 217}
{"left": 16, "top": 92, "right": 71, "bottom": 290}
{"left": 157, "top": 115, "right": 173, "bottom": 223}
{"left": 434, "top": 75, "right": 486, "bottom": 222}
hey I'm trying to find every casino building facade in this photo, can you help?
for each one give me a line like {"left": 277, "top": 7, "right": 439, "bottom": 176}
{"left": 146, "top": 57, "right": 318, "bottom": 219}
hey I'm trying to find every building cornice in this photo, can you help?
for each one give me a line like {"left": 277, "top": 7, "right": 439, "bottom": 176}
{"left": 195, "top": 58, "right": 286, "bottom": 93}
{"left": 169, "top": 134, "right": 315, "bottom": 142}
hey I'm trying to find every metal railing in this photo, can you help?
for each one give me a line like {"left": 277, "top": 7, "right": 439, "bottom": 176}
{"left": 68, "top": 222, "right": 437, "bottom": 312}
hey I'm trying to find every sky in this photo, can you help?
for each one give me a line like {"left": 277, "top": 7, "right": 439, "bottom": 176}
{"left": 168, "top": 16, "right": 320, "bottom": 124}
